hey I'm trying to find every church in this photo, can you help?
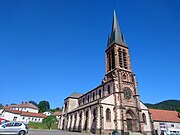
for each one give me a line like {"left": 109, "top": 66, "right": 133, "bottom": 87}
{"left": 59, "top": 10, "right": 152, "bottom": 135}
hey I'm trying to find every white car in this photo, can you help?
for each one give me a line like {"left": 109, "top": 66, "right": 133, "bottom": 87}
{"left": 0, "top": 122, "right": 28, "bottom": 135}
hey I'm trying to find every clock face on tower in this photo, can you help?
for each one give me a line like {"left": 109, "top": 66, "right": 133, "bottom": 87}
{"left": 123, "top": 87, "right": 132, "bottom": 100}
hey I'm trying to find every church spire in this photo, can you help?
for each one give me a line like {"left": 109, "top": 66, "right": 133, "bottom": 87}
{"left": 107, "top": 10, "right": 127, "bottom": 48}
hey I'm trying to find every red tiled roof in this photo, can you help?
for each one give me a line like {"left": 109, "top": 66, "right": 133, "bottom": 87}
{"left": 4, "top": 109, "right": 46, "bottom": 118}
{"left": 53, "top": 111, "right": 62, "bottom": 116}
{"left": 4, "top": 103, "right": 38, "bottom": 110}
{"left": 21, "top": 111, "right": 46, "bottom": 118}
{"left": 4, "top": 109, "right": 21, "bottom": 114}
{"left": 149, "top": 109, "right": 180, "bottom": 123}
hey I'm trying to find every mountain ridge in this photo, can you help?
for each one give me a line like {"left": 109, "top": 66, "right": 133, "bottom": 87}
{"left": 144, "top": 99, "right": 180, "bottom": 111}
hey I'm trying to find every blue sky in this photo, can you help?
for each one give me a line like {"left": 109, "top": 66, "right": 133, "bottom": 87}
{"left": 0, "top": 0, "right": 179, "bottom": 109}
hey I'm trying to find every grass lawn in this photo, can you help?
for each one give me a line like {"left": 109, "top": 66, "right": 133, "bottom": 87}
{"left": 28, "top": 122, "right": 58, "bottom": 130}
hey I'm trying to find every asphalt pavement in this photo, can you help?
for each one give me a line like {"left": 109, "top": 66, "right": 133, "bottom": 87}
{"left": 28, "top": 129, "right": 93, "bottom": 135}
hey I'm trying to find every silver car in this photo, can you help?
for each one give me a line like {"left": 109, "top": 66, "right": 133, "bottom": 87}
{"left": 0, "top": 122, "right": 28, "bottom": 135}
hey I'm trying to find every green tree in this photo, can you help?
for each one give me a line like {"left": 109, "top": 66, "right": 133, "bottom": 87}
{"left": 0, "top": 103, "right": 3, "bottom": 109}
{"left": 50, "top": 107, "right": 62, "bottom": 112}
{"left": 29, "top": 100, "right": 38, "bottom": 107}
{"left": 176, "top": 107, "right": 180, "bottom": 113}
{"left": 42, "top": 115, "right": 57, "bottom": 130}
{"left": 38, "top": 100, "right": 50, "bottom": 113}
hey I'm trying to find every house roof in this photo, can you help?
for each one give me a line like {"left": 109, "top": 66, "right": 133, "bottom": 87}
{"left": 149, "top": 109, "right": 180, "bottom": 123}
{"left": 53, "top": 111, "right": 62, "bottom": 116}
{"left": 4, "top": 103, "right": 39, "bottom": 110}
{"left": 4, "top": 108, "right": 46, "bottom": 118}
{"left": 4, "top": 109, "right": 21, "bottom": 114}
{"left": 21, "top": 111, "right": 46, "bottom": 118}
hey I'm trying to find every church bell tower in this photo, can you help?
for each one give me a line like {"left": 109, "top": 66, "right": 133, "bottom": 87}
{"left": 104, "top": 10, "right": 143, "bottom": 133}
{"left": 106, "top": 10, "right": 132, "bottom": 75}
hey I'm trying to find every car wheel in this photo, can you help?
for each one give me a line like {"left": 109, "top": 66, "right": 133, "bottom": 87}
{"left": 19, "top": 130, "right": 26, "bottom": 135}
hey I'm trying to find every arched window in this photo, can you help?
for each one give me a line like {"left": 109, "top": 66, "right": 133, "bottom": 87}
{"left": 88, "top": 95, "right": 90, "bottom": 102}
{"left": 106, "top": 108, "right": 111, "bottom": 121}
{"left": 142, "top": 113, "right": 146, "bottom": 124}
{"left": 108, "top": 85, "right": 110, "bottom": 95}
{"left": 93, "top": 93, "right": 95, "bottom": 100}
{"left": 99, "top": 90, "right": 101, "bottom": 98}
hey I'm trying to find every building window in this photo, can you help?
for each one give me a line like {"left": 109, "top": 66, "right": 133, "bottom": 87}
{"left": 22, "top": 117, "right": 25, "bottom": 120}
{"left": 123, "top": 49, "right": 128, "bottom": 69}
{"left": 142, "top": 113, "right": 146, "bottom": 124}
{"left": 171, "top": 124, "right": 174, "bottom": 127}
{"left": 118, "top": 48, "right": 123, "bottom": 68}
{"left": 99, "top": 90, "right": 101, "bottom": 98}
{"left": 93, "top": 93, "right": 95, "bottom": 100}
{"left": 13, "top": 117, "right": 17, "bottom": 121}
{"left": 159, "top": 123, "right": 165, "bottom": 128}
{"left": 88, "top": 95, "right": 90, "bottom": 102}
{"left": 106, "top": 108, "right": 111, "bottom": 121}
{"left": 107, "top": 85, "right": 110, "bottom": 95}
{"left": 111, "top": 48, "right": 115, "bottom": 69}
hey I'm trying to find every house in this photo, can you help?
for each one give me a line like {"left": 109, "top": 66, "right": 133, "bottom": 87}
{"left": 60, "top": 10, "right": 152, "bottom": 135}
{"left": 150, "top": 109, "right": 180, "bottom": 135}
{"left": 43, "top": 111, "right": 52, "bottom": 116}
{"left": 0, "top": 108, "right": 46, "bottom": 124}
{"left": 53, "top": 111, "right": 62, "bottom": 130}
{"left": 4, "top": 102, "right": 39, "bottom": 113}
{"left": 53, "top": 111, "right": 62, "bottom": 120}
{"left": 0, "top": 102, "right": 46, "bottom": 124}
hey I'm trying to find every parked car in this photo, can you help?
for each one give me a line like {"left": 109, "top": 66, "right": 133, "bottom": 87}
{"left": 0, "top": 121, "right": 28, "bottom": 135}
{"left": 0, "top": 118, "right": 9, "bottom": 125}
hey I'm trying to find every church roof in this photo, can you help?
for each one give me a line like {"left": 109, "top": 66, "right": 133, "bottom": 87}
{"left": 107, "top": 10, "right": 127, "bottom": 48}
{"left": 149, "top": 109, "right": 180, "bottom": 123}
{"left": 68, "top": 93, "right": 82, "bottom": 99}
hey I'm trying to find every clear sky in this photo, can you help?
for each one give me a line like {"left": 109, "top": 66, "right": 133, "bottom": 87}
{"left": 0, "top": 0, "right": 180, "bottom": 109}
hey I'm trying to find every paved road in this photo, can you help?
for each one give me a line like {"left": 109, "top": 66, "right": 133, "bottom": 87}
{"left": 28, "top": 129, "right": 93, "bottom": 135}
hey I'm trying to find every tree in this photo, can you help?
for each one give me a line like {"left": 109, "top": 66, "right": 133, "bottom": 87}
{"left": 42, "top": 115, "right": 57, "bottom": 130}
{"left": 29, "top": 100, "right": 38, "bottom": 107}
{"left": 50, "top": 107, "right": 62, "bottom": 112}
{"left": 176, "top": 107, "right": 180, "bottom": 113}
{"left": 0, "top": 103, "right": 3, "bottom": 109}
{"left": 38, "top": 100, "right": 50, "bottom": 113}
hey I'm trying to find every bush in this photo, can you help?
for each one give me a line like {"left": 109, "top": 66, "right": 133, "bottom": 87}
{"left": 28, "top": 121, "right": 58, "bottom": 130}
